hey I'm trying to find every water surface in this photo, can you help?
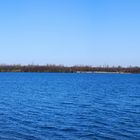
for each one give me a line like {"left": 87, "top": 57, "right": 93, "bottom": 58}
{"left": 0, "top": 73, "right": 140, "bottom": 140}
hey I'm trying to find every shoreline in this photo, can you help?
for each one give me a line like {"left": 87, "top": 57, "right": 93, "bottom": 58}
{"left": 0, "top": 71, "right": 135, "bottom": 74}
{"left": 0, "top": 65, "right": 139, "bottom": 74}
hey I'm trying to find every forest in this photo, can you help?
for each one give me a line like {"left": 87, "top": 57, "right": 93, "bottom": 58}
{"left": 0, "top": 65, "right": 140, "bottom": 73}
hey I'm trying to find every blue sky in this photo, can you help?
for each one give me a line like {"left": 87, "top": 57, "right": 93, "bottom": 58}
{"left": 0, "top": 0, "right": 140, "bottom": 66}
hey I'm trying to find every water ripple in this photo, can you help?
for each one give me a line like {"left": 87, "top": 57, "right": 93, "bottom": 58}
{"left": 0, "top": 73, "right": 140, "bottom": 139}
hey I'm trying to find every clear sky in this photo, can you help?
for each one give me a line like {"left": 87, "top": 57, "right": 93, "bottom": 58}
{"left": 0, "top": 0, "right": 140, "bottom": 66}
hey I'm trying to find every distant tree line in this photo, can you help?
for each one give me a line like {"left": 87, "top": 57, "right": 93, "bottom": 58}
{"left": 0, "top": 64, "right": 140, "bottom": 73}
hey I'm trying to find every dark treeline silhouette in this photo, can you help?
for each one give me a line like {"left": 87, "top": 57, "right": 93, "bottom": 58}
{"left": 0, "top": 64, "right": 140, "bottom": 73}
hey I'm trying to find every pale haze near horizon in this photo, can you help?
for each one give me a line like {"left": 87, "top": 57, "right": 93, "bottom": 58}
{"left": 0, "top": 0, "right": 140, "bottom": 66}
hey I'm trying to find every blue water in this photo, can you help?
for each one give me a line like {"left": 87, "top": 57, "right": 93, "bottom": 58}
{"left": 0, "top": 73, "right": 140, "bottom": 140}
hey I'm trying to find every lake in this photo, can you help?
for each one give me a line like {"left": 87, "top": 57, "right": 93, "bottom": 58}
{"left": 0, "top": 73, "right": 140, "bottom": 140}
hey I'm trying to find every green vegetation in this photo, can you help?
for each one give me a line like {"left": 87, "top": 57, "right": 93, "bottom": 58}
{"left": 0, "top": 65, "right": 140, "bottom": 73}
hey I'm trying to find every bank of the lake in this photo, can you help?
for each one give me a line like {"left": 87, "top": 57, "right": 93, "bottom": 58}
{"left": 0, "top": 65, "right": 140, "bottom": 73}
